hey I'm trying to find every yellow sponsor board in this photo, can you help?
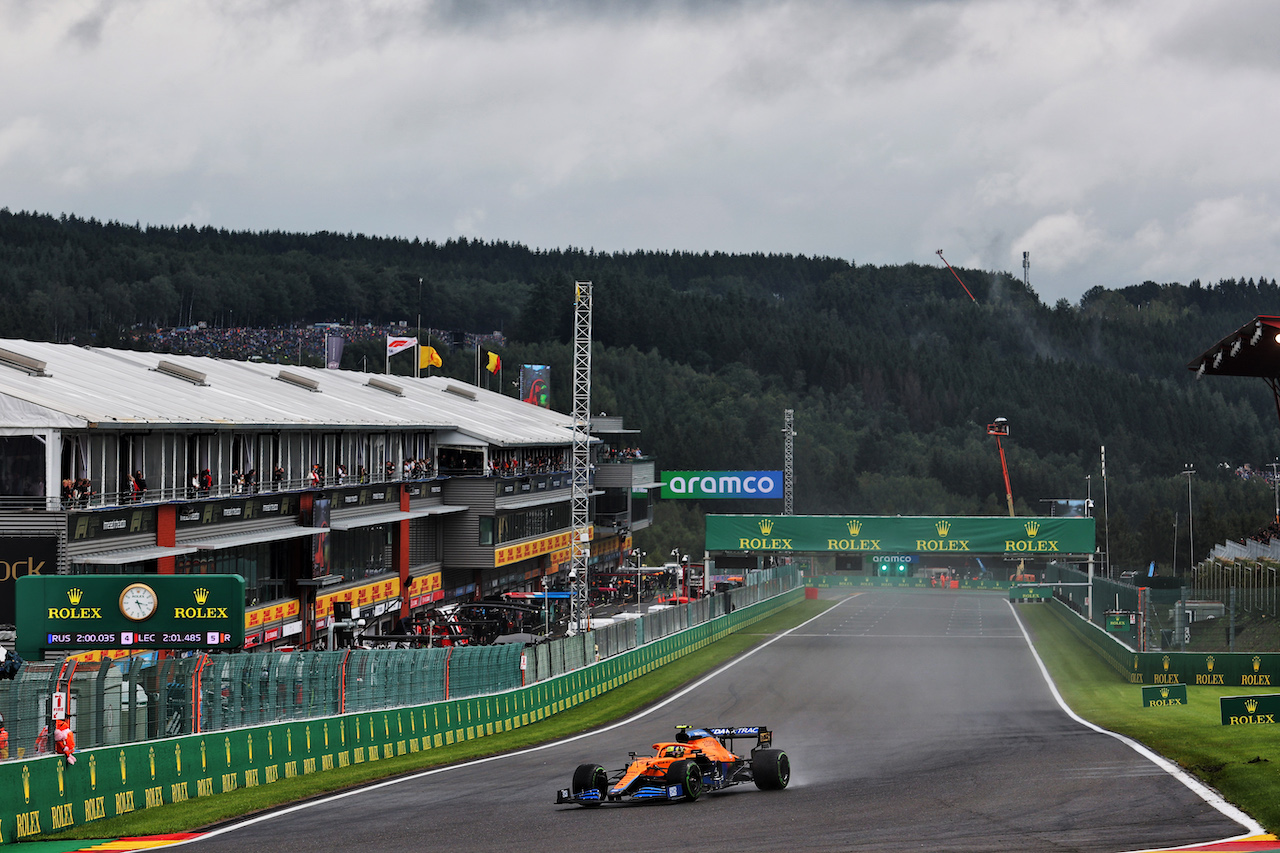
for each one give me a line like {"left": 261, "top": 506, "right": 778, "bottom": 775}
{"left": 495, "top": 529, "right": 592, "bottom": 568}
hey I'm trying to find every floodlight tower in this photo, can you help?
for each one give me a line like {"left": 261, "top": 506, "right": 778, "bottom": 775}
{"left": 987, "top": 417, "right": 1015, "bottom": 517}
{"left": 569, "top": 282, "right": 594, "bottom": 633}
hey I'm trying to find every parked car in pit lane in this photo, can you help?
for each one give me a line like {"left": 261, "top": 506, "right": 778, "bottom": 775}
{"left": 555, "top": 724, "right": 790, "bottom": 806}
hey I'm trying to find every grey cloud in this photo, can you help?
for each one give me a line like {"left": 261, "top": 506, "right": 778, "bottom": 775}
{"left": 1160, "top": 0, "right": 1280, "bottom": 72}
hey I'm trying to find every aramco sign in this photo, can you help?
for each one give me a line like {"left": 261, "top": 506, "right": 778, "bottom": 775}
{"left": 661, "top": 471, "right": 783, "bottom": 500}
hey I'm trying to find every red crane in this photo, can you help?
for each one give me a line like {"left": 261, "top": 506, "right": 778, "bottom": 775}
{"left": 936, "top": 250, "right": 978, "bottom": 303}
{"left": 987, "top": 417, "right": 1015, "bottom": 517}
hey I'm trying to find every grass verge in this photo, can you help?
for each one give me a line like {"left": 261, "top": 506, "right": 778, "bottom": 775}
{"left": 1020, "top": 602, "right": 1280, "bottom": 832}
{"left": 42, "top": 599, "right": 836, "bottom": 841}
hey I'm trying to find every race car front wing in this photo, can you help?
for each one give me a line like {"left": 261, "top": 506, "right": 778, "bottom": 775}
{"left": 556, "top": 782, "right": 689, "bottom": 804}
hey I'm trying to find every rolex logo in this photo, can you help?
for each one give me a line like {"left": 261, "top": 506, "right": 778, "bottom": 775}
{"left": 1160, "top": 687, "right": 1169, "bottom": 699}
{"left": 67, "top": 587, "right": 83, "bottom": 605}
{"left": 1207, "top": 656, "right": 1215, "bottom": 671}
{"left": 847, "top": 519, "right": 862, "bottom": 536}
{"left": 1162, "top": 655, "right": 1170, "bottom": 671}
{"left": 1254, "top": 655, "right": 1262, "bottom": 673}
{"left": 1024, "top": 521, "right": 1040, "bottom": 537}
{"left": 758, "top": 519, "right": 774, "bottom": 536}
{"left": 935, "top": 520, "right": 950, "bottom": 536}
{"left": 194, "top": 588, "right": 210, "bottom": 605}
{"left": 1246, "top": 698, "right": 1259, "bottom": 714}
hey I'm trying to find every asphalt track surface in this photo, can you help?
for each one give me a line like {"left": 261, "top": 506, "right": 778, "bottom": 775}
{"left": 176, "top": 591, "right": 1259, "bottom": 853}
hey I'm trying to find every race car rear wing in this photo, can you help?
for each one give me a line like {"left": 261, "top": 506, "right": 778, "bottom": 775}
{"left": 677, "top": 725, "right": 773, "bottom": 748}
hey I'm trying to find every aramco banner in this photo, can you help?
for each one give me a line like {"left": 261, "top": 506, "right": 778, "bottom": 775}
{"left": 661, "top": 471, "right": 783, "bottom": 500}
{"left": 706, "top": 515, "right": 1095, "bottom": 554}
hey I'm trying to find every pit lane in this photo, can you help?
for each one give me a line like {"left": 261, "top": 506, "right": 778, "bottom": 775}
{"left": 177, "top": 590, "right": 1255, "bottom": 853}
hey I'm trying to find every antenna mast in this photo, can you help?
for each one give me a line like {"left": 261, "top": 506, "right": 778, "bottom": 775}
{"left": 569, "top": 281, "right": 593, "bottom": 633}
{"left": 782, "top": 409, "right": 795, "bottom": 515}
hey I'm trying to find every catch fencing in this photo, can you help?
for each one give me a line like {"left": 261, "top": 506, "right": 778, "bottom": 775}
{"left": 1045, "top": 595, "right": 1280, "bottom": 689}
{"left": 0, "top": 567, "right": 797, "bottom": 761}
{"left": 0, "top": 569, "right": 801, "bottom": 842}
{"left": 1045, "top": 563, "right": 1186, "bottom": 651}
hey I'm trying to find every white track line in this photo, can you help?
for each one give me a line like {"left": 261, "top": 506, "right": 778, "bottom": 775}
{"left": 171, "top": 596, "right": 853, "bottom": 846}
{"left": 1007, "top": 600, "right": 1264, "bottom": 848}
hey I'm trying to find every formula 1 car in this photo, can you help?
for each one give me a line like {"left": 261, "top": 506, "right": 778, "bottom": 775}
{"left": 555, "top": 725, "right": 790, "bottom": 806}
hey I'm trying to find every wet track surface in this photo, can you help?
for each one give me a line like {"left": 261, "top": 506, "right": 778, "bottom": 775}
{"left": 181, "top": 591, "right": 1251, "bottom": 853}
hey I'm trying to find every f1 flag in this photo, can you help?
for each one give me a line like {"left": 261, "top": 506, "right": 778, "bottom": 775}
{"left": 420, "top": 346, "right": 443, "bottom": 369}
{"left": 486, "top": 351, "right": 501, "bottom": 374}
{"left": 387, "top": 336, "right": 417, "bottom": 357}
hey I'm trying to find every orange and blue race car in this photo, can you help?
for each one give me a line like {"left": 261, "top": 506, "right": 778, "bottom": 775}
{"left": 555, "top": 725, "right": 790, "bottom": 806}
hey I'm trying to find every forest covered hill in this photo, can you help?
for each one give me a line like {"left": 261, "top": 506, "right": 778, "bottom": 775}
{"left": 3, "top": 207, "right": 1279, "bottom": 572}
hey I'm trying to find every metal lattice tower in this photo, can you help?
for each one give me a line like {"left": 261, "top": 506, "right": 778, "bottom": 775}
{"left": 569, "top": 281, "right": 593, "bottom": 633}
{"left": 783, "top": 409, "right": 795, "bottom": 515}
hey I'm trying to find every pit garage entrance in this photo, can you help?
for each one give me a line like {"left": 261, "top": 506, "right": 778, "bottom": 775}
{"left": 705, "top": 514, "right": 1097, "bottom": 584}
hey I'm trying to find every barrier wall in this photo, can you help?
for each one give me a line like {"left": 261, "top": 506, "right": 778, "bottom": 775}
{"left": 805, "top": 574, "right": 1013, "bottom": 591}
{"left": 1047, "top": 597, "right": 1280, "bottom": 687}
{"left": 0, "top": 586, "right": 803, "bottom": 842}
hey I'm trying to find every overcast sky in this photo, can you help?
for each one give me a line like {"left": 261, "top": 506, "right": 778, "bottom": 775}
{"left": 3, "top": 0, "right": 1279, "bottom": 305}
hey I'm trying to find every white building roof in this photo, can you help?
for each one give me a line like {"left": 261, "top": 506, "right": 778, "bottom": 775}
{"left": 0, "top": 339, "right": 579, "bottom": 447}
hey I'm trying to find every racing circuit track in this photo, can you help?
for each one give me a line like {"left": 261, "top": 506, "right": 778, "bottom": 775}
{"left": 177, "top": 591, "right": 1258, "bottom": 853}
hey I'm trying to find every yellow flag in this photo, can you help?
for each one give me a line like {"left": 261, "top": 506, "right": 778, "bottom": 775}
{"left": 420, "top": 346, "right": 442, "bottom": 369}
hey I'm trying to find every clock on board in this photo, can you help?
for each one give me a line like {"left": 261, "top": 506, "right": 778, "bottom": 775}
{"left": 119, "top": 582, "right": 158, "bottom": 621}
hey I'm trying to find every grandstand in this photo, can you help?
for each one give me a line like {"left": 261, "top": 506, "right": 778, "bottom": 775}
{"left": 1186, "top": 316, "right": 1280, "bottom": 643}
{"left": 133, "top": 323, "right": 505, "bottom": 365}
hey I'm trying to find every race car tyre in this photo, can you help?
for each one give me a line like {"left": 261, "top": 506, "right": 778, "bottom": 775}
{"left": 571, "top": 763, "right": 609, "bottom": 806}
{"left": 753, "top": 749, "right": 791, "bottom": 790}
{"left": 668, "top": 759, "right": 703, "bottom": 802}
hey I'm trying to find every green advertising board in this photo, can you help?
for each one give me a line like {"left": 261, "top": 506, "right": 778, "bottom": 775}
{"left": 1009, "top": 586, "right": 1052, "bottom": 602}
{"left": 16, "top": 574, "right": 245, "bottom": 659}
{"left": 1142, "top": 684, "right": 1187, "bottom": 707}
{"left": 1221, "top": 693, "right": 1280, "bottom": 725}
{"left": 1106, "top": 612, "right": 1133, "bottom": 632}
{"left": 1123, "top": 652, "right": 1280, "bottom": 687}
{"left": 707, "top": 515, "right": 1095, "bottom": 555}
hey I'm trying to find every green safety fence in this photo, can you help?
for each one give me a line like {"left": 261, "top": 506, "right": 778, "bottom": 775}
{"left": 1047, "top": 596, "right": 1280, "bottom": 688}
{"left": 0, "top": 568, "right": 798, "bottom": 758}
{"left": 1045, "top": 563, "right": 1187, "bottom": 649}
{"left": 0, "top": 577, "right": 802, "bottom": 842}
